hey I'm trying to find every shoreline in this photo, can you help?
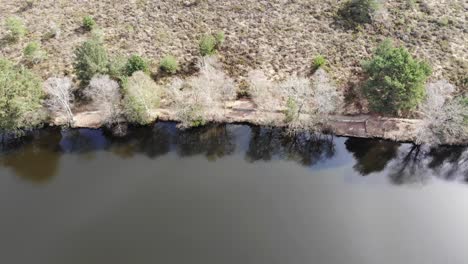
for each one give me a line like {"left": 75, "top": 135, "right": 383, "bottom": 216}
{"left": 51, "top": 98, "right": 441, "bottom": 145}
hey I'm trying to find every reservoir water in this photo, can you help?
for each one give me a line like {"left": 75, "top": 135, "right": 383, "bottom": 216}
{"left": 0, "top": 123, "right": 467, "bottom": 264}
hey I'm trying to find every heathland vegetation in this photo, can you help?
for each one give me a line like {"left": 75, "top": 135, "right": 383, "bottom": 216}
{"left": 0, "top": 0, "right": 466, "bottom": 145}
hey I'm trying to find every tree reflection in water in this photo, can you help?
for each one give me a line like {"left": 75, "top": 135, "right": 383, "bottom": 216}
{"left": 174, "top": 124, "right": 236, "bottom": 161}
{"left": 0, "top": 128, "right": 62, "bottom": 183}
{"left": 388, "top": 145, "right": 468, "bottom": 185}
{"left": 246, "top": 126, "right": 335, "bottom": 166}
{"left": 109, "top": 123, "right": 173, "bottom": 159}
{"left": 345, "top": 138, "right": 400, "bottom": 175}
{"left": 0, "top": 123, "right": 466, "bottom": 186}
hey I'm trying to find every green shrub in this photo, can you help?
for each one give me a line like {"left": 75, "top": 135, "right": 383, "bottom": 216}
{"left": 312, "top": 55, "right": 326, "bottom": 70}
{"left": 339, "top": 0, "right": 380, "bottom": 25}
{"left": 362, "top": 39, "right": 431, "bottom": 116}
{"left": 82, "top": 16, "right": 96, "bottom": 31}
{"left": 199, "top": 35, "right": 217, "bottom": 56}
{"left": 159, "top": 55, "right": 179, "bottom": 74}
{"left": 0, "top": 59, "right": 44, "bottom": 134}
{"left": 199, "top": 32, "right": 225, "bottom": 56}
{"left": 73, "top": 39, "right": 109, "bottom": 84}
{"left": 125, "top": 55, "right": 149, "bottom": 76}
{"left": 284, "top": 97, "right": 298, "bottom": 123}
{"left": 122, "top": 71, "right": 161, "bottom": 125}
{"left": 23, "top": 41, "right": 47, "bottom": 64}
{"left": 5, "top": 17, "right": 27, "bottom": 42}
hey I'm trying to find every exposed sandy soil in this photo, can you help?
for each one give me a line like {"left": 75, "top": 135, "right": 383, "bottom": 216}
{"left": 1, "top": 0, "right": 466, "bottom": 93}
{"left": 51, "top": 98, "right": 431, "bottom": 144}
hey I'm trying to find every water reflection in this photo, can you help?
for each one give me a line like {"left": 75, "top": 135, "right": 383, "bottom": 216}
{"left": 0, "top": 123, "right": 466, "bottom": 186}
{"left": 388, "top": 145, "right": 468, "bottom": 185}
{"left": 175, "top": 124, "right": 236, "bottom": 160}
{"left": 246, "top": 127, "right": 335, "bottom": 166}
{"left": 345, "top": 138, "right": 399, "bottom": 175}
{"left": 0, "top": 128, "right": 62, "bottom": 183}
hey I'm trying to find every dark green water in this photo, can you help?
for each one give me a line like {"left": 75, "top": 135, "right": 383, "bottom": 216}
{"left": 0, "top": 123, "right": 467, "bottom": 264}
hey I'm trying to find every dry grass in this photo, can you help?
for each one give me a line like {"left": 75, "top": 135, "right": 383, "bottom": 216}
{"left": 1, "top": 0, "right": 466, "bottom": 92}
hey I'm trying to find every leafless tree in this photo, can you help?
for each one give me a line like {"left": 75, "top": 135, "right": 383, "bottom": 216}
{"left": 83, "top": 75, "right": 121, "bottom": 124}
{"left": 166, "top": 56, "right": 236, "bottom": 127}
{"left": 247, "top": 70, "right": 281, "bottom": 111}
{"left": 311, "top": 69, "right": 342, "bottom": 116}
{"left": 416, "top": 80, "right": 467, "bottom": 145}
{"left": 43, "top": 76, "right": 74, "bottom": 126}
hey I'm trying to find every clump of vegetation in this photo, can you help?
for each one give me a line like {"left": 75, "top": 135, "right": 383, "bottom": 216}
{"left": 312, "top": 55, "right": 326, "bottom": 71}
{"left": 247, "top": 70, "right": 280, "bottom": 111}
{"left": 167, "top": 56, "right": 236, "bottom": 128}
{"left": 73, "top": 39, "right": 109, "bottom": 84}
{"left": 199, "top": 35, "right": 217, "bottom": 56}
{"left": 311, "top": 69, "right": 342, "bottom": 116}
{"left": 5, "top": 17, "right": 27, "bottom": 42}
{"left": 82, "top": 16, "right": 96, "bottom": 31}
{"left": 199, "top": 32, "right": 224, "bottom": 56}
{"left": 43, "top": 77, "right": 75, "bottom": 126}
{"left": 338, "top": 0, "right": 380, "bottom": 25}
{"left": 23, "top": 41, "right": 47, "bottom": 64}
{"left": 107, "top": 55, "right": 127, "bottom": 81}
{"left": 83, "top": 75, "right": 121, "bottom": 125}
{"left": 122, "top": 71, "right": 161, "bottom": 125}
{"left": 362, "top": 39, "right": 431, "bottom": 116}
{"left": 159, "top": 55, "right": 179, "bottom": 74}
{"left": 284, "top": 97, "right": 298, "bottom": 123}
{"left": 416, "top": 80, "right": 468, "bottom": 145}
{"left": 125, "top": 55, "right": 149, "bottom": 76}
{"left": 0, "top": 59, "right": 44, "bottom": 134}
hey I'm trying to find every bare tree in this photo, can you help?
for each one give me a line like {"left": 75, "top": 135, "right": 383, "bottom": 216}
{"left": 247, "top": 70, "right": 281, "bottom": 111}
{"left": 83, "top": 75, "right": 121, "bottom": 124}
{"left": 311, "top": 69, "right": 342, "bottom": 116}
{"left": 166, "top": 56, "right": 236, "bottom": 127}
{"left": 43, "top": 77, "right": 74, "bottom": 126}
{"left": 416, "top": 80, "right": 467, "bottom": 145}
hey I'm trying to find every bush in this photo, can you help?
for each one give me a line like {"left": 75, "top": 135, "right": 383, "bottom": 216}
{"left": 73, "top": 39, "right": 109, "bottom": 84}
{"left": 122, "top": 71, "right": 161, "bottom": 124}
{"left": 0, "top": 59, "right": 44, "bottom": 134}
{"left": 199, "top": 35, "right": 217, "bottom": 56}
{"left": 125, "top": 55, "right": 149, "bottom": 76}
{"left": 312, "top": 55, "right": 326, "bottom": 71}
{"left": 23, "top": 41, "right": 47, "bottom": 64}
{"left": 339, "top": 0, "right": 380, "bottom": 25}
{"left": 199, "top": 32, "right": 225, "bottom": 56}
{"left": 5, "top": 17, "right": 27, "bottom": 42}
{"left": 82, "top": 16, "right": 96, "bottom": 31}
{"left": 363, "top": 40, "right": 431, "bottom": 116}
{"left": 284, "top": 97, "right": 298, "bottom": 123}
{"left": 159, "top": 55, "right": 179, "bottom": 74}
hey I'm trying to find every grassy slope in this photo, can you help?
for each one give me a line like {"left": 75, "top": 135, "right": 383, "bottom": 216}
{"left": 1, "top": 0, "right": 466, "bottom": 99}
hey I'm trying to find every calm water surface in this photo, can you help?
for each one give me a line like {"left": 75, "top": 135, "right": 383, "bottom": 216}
{"left": 0, "top": 123, "right": 467, "bottom": 264}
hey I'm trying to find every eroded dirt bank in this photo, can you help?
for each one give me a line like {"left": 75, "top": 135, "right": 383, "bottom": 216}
{"left": 52, "top": 99, "right": 429, "bottom": 144}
